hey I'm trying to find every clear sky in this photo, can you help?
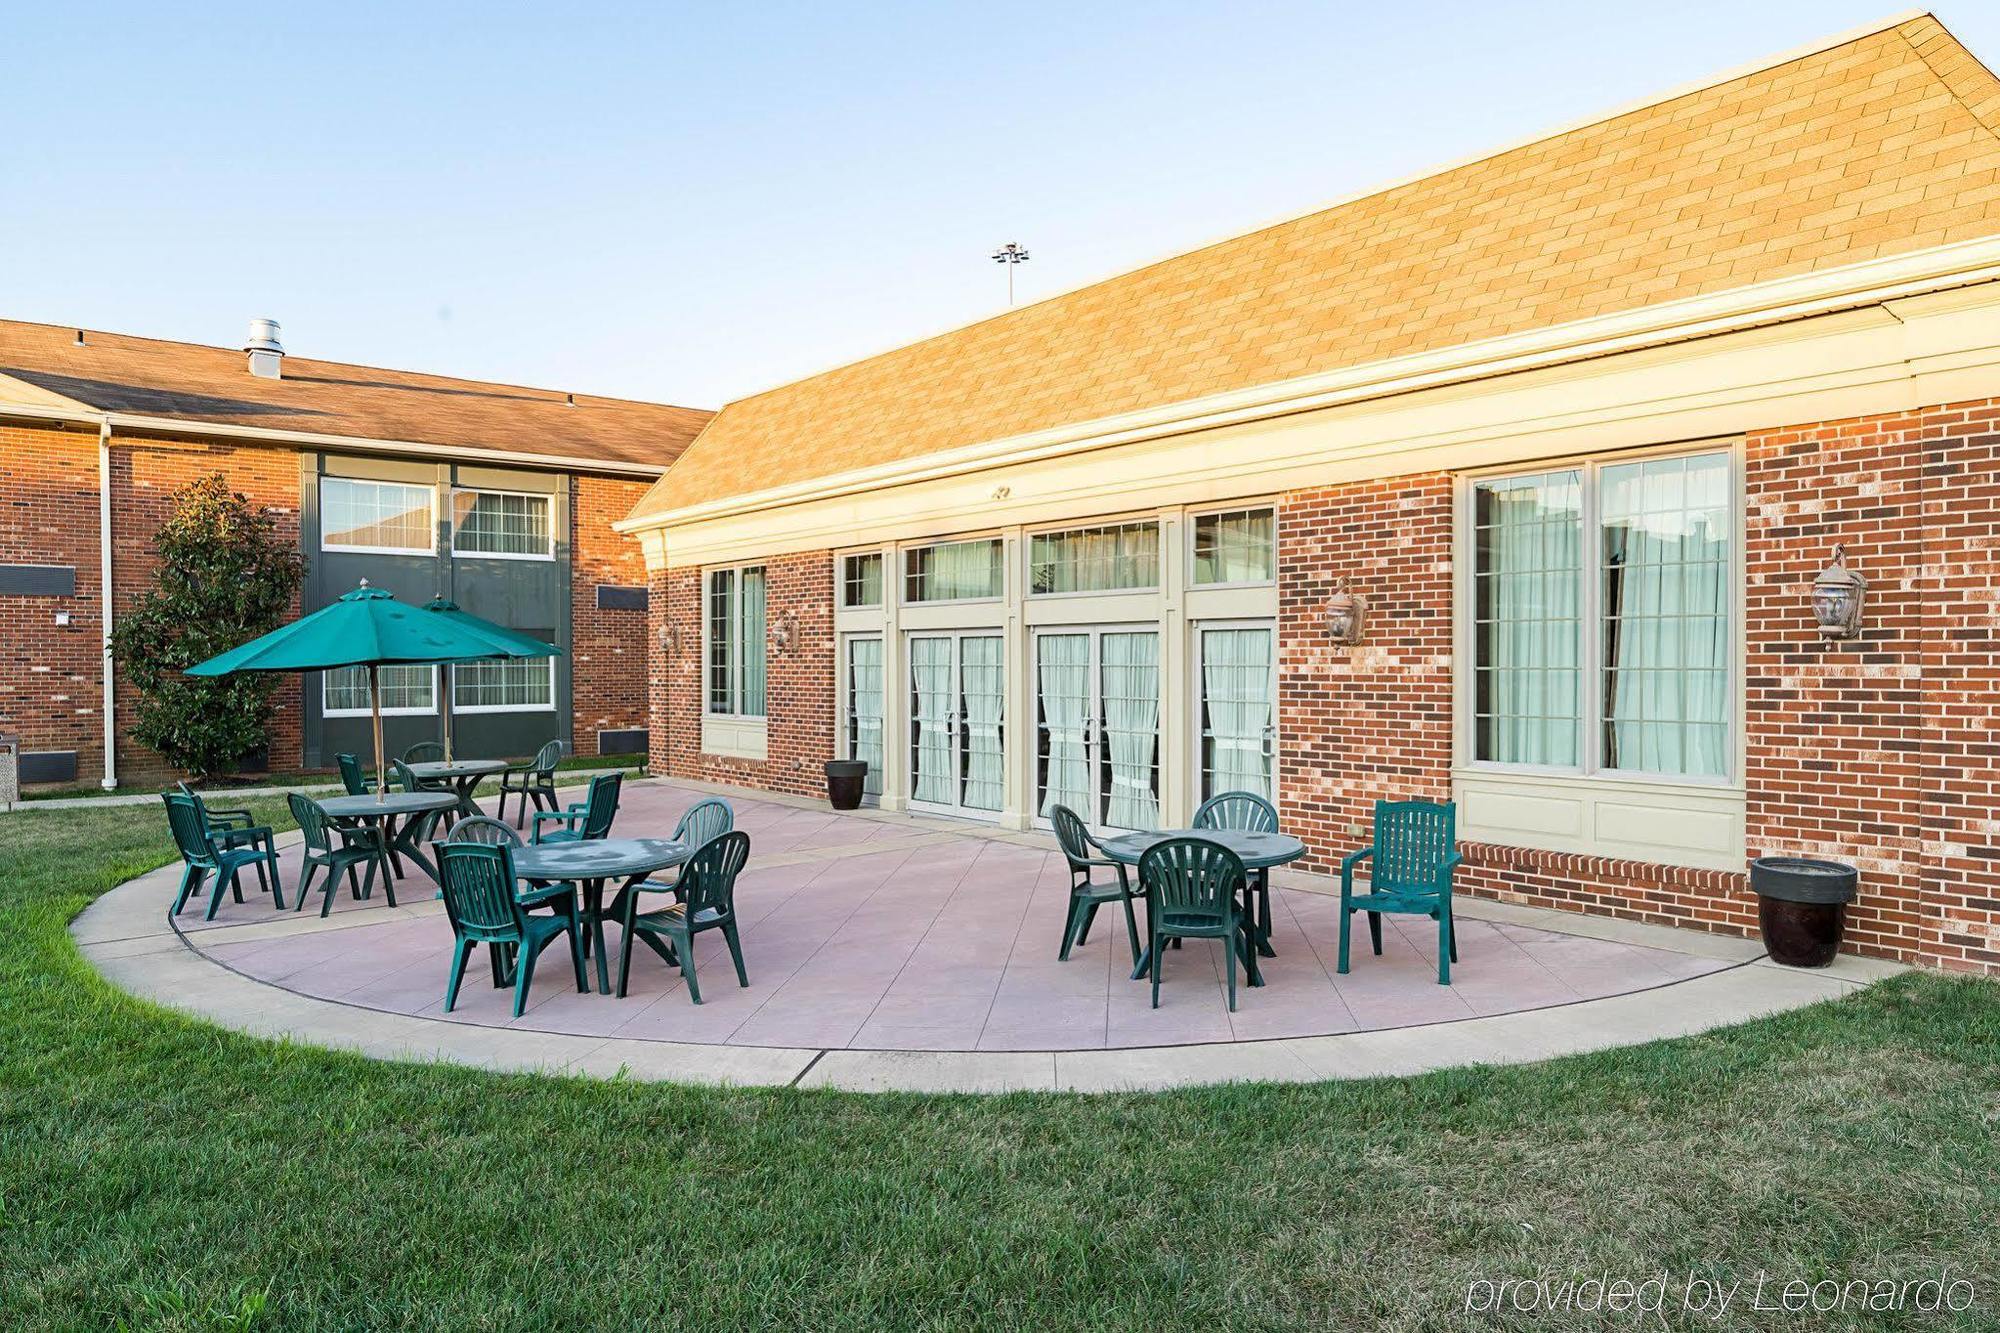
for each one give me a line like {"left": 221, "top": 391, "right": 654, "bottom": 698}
{"left": 6, "top": 3, "right": 1995, "bottom": 410}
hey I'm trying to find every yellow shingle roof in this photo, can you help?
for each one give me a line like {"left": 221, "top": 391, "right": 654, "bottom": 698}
{"left": 635, "top": 13, "right": 2000, "bottom": 519}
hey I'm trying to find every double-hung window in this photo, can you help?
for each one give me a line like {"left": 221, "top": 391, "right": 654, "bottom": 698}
{"left": 1468, "top": 448, "right": 1733, "bottom": 781}
{"left": 321, "top": 478, "right": 435, "bottom": 554}
{"left": 452, "top": 489, "right": 554, "bottom": 559}
{"left": 706, "top": 565, "right": 767, "bottom": 717}
{"left": 452, "top": 657, "right": 555, "bottom": 712}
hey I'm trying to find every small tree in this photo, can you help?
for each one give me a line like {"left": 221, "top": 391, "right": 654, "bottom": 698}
{"left": 112, "top": 473, "right": 304, "bottom": 780}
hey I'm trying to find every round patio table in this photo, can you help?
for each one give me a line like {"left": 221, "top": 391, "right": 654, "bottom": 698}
{"left": 1095, "top": 828, "right": 1307, "bottom": 986}
{"left": 404, "top": 759, "right": 509, "bottom": 818}
{"left": 318, "top": 791, "right": 461, "bottom": 888}
{"left": 512, "top": 838, "right": 692, "bottom": 995}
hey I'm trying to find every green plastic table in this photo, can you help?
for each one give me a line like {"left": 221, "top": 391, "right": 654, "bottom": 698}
{"left": 1096, "top": 828, "right": 1307, "bottom": 985}
{"left": 404, "top": 759, "right": 509, "bottom": 818}
{"left": 512, "top": 838, "right": 693, "bottom": 994}
{"left": 319, "top": 791, "right": 462, "bottom": 887}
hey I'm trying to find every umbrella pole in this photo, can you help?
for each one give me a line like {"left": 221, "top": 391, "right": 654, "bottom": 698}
{"left": 441, "top": 663, "right": 453, "bottom": 763}
{"left": 370, "top": 663, "right": 387, "bottom": 802}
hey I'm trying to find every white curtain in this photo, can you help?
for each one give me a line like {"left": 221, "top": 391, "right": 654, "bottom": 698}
{"left": 910, "top": 638, "right": 955, "bottom": 805}
{"left": 1194, "top": 510, "right": 1275, "bottom": 584}
{"left": 1032, "top": 524, "right": 1158, "bottom": 594}
{"left": 960, "top": 636, "right": 1006, "bottom": 811}
{"left": 1037, "top": 634, "right": 1092, "bottom": 819}
{"left": 1604, "top": 454, "right": 1729, "bottom": 776}
{"left": 740, "top": 567, "right": 767, "bottom": 716}
{"left": 1101, "top": 632, "right": 1160, "bottom": 830}
{"left": 1477, "top": 475, "right": 1579, "bottom": 766}
{"left": 920, "top": 540, "right": 1000, "bottom": 601}
{"left": 848, "top": 638, "right": 884, "bottom": 796}
{"left": 1201, "top": 628, "right": 1273, "bottom": 801}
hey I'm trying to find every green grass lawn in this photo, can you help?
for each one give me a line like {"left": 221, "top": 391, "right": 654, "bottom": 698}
{"left": 1, "top": 803, "right": 1995, "bottom": 1330}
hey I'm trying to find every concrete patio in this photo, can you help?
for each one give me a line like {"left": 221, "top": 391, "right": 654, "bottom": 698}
{"left": 70, "top": 776, "right": 1898, "bottom": 1092}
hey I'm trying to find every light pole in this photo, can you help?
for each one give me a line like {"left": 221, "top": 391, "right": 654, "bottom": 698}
{"left": 992, "top": 242, "right": 1030, "bottom": 306}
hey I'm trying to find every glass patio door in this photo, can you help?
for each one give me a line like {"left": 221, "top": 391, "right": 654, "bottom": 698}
{"left": 1197, "top": 622, "right": 1276, "bottom": 803}
{"left": 1035, "top": 627, "right": 1161, "bottom": 831}
{"left": 845, "top": 636, "right": 885, "bottom": 799}
{"left": 907, "top": 632, "right": 1005, "bottom": 816}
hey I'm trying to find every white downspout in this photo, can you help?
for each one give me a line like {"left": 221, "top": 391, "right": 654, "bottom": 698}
{"left": 98, "top": 416, "right": 117, "bottom": 789}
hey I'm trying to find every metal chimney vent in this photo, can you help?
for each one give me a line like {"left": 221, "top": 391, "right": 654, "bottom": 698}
{"left": 245, "top": 318, "right": 284, "bottom": 379}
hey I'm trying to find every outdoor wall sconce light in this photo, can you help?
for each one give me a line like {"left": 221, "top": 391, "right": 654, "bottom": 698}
{"left": 1323, "top": 580, "right": 1366, "bottom": 645}
{"left": 1812, "top": 544, "right": 1867, "bottom": 640}
{"left": 771, "top": 610, "right": 796, "bottom": 655}
{"left": 659, "top": 623, "right": 680, "bottom": 657}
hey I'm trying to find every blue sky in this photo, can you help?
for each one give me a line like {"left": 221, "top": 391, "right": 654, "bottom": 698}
{"left": 6, "top": 3, "right": 1995, "bottom": 409}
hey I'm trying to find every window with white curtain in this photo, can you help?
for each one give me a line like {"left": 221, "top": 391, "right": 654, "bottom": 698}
{"left": 323, "top": 664, "right": 435, "bottom": 715}
{"left": 1469, "top": 449, "right": 1732, "bottom": 780}
{"left": 321, "top": 478, "right": 435, "bottom": 553}
{"left": 845, "top": 637, "right": 885, "bottom": 797}
{"left": 452, "top": 489, "right": 553, "bottom": 558}
{"left": 1028, "top": 522, "right": 1159, "bottom": 594}
{"left": 452, "top": 657, "right": 554, "bottom": 711}
{"left": 841, "top": 552, "right": 884, "bottom": 608}
{"left": 904, "top": 539, "right": 1003, "bottom": 602}
{"left": 706, "top": 565, "right": 766, "bottom": 717}
{"left": 1191, "top": 508, "right": 1276, "bottom": 585}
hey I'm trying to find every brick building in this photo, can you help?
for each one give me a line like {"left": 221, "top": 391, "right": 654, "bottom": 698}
{"left": 0, "top": 319, "right": 709, "bottom": 788}
{"left": 619, "top": 14, "right": 2000, "bottom": 973}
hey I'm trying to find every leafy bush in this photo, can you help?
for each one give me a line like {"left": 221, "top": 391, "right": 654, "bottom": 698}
{"left": 110, "top": 474, "right": 303, "bottom": 779}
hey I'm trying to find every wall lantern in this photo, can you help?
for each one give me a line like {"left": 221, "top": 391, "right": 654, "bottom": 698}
{"left": 1812, "top": 544, "right": 1867, "bottom": 640}
{"left": 659, "top": 622, "right": 680, "bottom": 657}
{"left": 771, "top": 610, "right": 796, "bottom": 655}
{"left": 1323, "top": 580, "right": 1366, "bottom": 645}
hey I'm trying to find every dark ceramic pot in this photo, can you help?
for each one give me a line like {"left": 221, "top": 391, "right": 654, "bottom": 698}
{"left": 1750, "top": 856, "right": 1857, "bottom": 968}
{"left": 824, "top": 759, "right": 868, "bottom": 811}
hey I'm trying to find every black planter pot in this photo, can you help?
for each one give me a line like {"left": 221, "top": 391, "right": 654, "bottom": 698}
{"left": 1750, "top": 856, "right": 1857, "bottom": 968}
{"left": 824, "top": 760, "right": 868, "bottom": 811}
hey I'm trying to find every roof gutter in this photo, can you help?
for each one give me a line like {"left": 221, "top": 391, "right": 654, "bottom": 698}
{"left": 0, "top": 403, "right": 670, "bottom": 480}
{"left": 617, "top": 230, "right": 2000, "bottom": 533}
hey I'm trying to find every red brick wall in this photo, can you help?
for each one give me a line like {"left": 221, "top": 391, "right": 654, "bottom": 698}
{"left": 1277, "top": 475, "right": 1455, "bottom": 873}
{"left": 647, "top": 551, "right": 834, "bottom": 797}
{"left": 1745, "top": 402, "right": 2000, "bottom": 972}
{"left": 0, "top": 421, "right": 106, "bottom": 779}
{"left": 569, "top": 475, "right": 653, "bottom": 756}
{"left": 109, "top": 433, "right": 305, "bottom": 783}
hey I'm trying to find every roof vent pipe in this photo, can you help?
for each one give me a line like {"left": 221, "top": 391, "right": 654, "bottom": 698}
{"left": 245, "top": 318, "right": 284, "bottom": 379}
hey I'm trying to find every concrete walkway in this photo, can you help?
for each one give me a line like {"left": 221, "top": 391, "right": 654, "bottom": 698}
{"left": 71, "top": 776, "right": 1901, "bottom": 1093}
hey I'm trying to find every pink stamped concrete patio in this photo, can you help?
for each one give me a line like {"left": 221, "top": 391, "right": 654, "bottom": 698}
{"left": 169, "top": 779, "right": 1739, "bottom": 1054}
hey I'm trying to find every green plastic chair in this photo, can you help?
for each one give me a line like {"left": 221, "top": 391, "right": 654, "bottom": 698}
{"left": 164, "top": 792, "right": 283, "bottom": 920}
{"left": 1194, "top": 789, "right": 1281, "bottom": 958}
{"left": 610, "top": 797, "right": 735, "bottom": 926}
{"left": 1339, "top": 799, "right": 1462, "bottom": 985}
{"left": 435, "top": 837, "right": 586, "bottom": 1017}
{"left": 531, "top": 770, "right": 622, "bottom": 845}
{"left": 617, "top": 830, "right": 751, "bottom": 1003}
{"left": 496, "top": 739, "right": 564, "bottom": 828}
{"left": 402, "top": 741, "right": 445, "bottom": 764}
{"left": 1139, "top": 837, "right": 1253, "bottom": 1010}
{"left": 176, "top": 782, "right": 280, "bottom": 899}
{"left": 1050, "top": 804, "right": 1140, "bottom": 968}
{"left": 289, "top": 792, "right": 394, "bottom": 918}
{"left": 335, "top": 752, "right": 371, "bottom": 796}
{"left": 444, "top": 814, "right": 522, "bottom": 847}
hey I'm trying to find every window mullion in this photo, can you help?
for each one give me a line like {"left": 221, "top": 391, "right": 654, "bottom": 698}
{"left": 1580, "top": 461, "right": 1602, "bottom": 777}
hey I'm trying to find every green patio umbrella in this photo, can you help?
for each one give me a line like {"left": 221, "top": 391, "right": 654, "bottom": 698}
{"left": 185, "top": 582, "right": 556, "bottom": 800}
{"left": 421, "top": 598, "right": 562, "bottom": 763}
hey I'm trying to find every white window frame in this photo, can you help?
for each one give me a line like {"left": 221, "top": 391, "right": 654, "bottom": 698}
{"left": 319, "top": 477, "right": 438, "bottom": 556}
{"left": 449, "top": 487, "right": 556, "bottom": 561}
{"left": 1186, "top": 504, "right": 1278, "bottom": 590}
{"left": 1453, "top": 440, "right": 1744, "bottom": 790}
{"left": 901, "top": 537, "right": 1006, "bottom": 606}
{"left": 450, "top": 658, "right": 556, "bottom": 714}
{"left": 321, "top": 664, "right": 438, "bottom": 717}
{"left": 703, "top": 563, "right": 767, "bottom": 719}
{"left": 839, "top": 550, "right": 885, "bottom": 609}
{"left": 1024, "top": 518, "right": 1162, "bottom": 599}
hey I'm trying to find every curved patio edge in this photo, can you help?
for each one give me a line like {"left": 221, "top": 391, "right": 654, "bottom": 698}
{"left": 70, "top": 846, "right": 1898, "bottom": 1094}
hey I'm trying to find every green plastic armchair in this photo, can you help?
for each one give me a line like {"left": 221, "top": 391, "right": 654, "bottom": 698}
{"left": 435, "top": 837, "right": 586, "bottom": 1017}
{"left": 1138, "top": 836, "right": 1253, "bottom": 1010}
{"left": 530, "top": 771, "right": 622, "bottom": 845}
{"left": 1339, "top": 798, "right": 1461, "bottom": 985}
{"left": 617, "top": 830, "right": 751, "bottom": 1003}
{"left": 164, "top": 792, "right": 283, "bottom": 920}
{"left": 1050, "top": 804, "right": 1140, "bottom": 969}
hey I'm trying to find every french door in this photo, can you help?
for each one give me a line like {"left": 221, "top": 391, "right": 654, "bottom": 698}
{"left": 1034, "top": 626, "right": 1161, "bottom": 831}
{"left": 907, "top": 631, "right": 1005, "bottom": 817}
{"left": 844, "top": 636, "right": 885, "bottom": 799}
{"left": 1196, "top": 622, "right": 1276, "bottom": 803}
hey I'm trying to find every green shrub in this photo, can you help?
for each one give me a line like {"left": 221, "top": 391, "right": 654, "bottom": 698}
{"left": 109, "top": 474, "right": 303, "bottom": 779}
